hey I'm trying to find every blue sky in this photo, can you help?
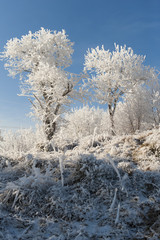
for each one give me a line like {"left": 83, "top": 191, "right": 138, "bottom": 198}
{"left": 0, "top": 0, "right": 160, "bottom": 130}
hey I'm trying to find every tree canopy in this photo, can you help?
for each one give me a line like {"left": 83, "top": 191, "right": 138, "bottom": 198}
{"left": 1, "top": 28, "right": 82, "bottom": 141}
{"left": 83, "top": 44, "right": 157, "bottom": 134}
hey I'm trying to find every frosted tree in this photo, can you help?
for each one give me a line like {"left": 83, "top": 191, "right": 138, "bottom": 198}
{"left": 115, "top": 86, "right": 152, "bottom": 134}
{"left": 83, "top": 44, "right": 155, "bottom": 135}
{"left": 146, "top": 77, "right": 160, "bottom": 127}
{"left": 61, "top": 105, "right": 109, "bottom": 140}
{"left": 1, "top": 28, "right": 82, "bottom": 141}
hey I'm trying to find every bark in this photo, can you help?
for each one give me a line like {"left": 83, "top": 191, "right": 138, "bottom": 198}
{"left": 137, "top": 116, "right": 142, "bottom": 131}
{"left": 43, "top": 82, "right": 73, "bottom": 141}
{"left": 152, "top": 107, "right": 160, "bottom": 127}
{"left": 44, "top": 103, "right": 61, "bottom": 141}
{"left": 108, "top": 104, "right": 116, "bottom": 136}
{"left": 108, "top": 94, "right": 119, "bottom": 136}
{"left": 128, "top": 115, "right": 135, "bottom": 133}
{"left": 126, "top": 104, "right": 135, "bottom": 133}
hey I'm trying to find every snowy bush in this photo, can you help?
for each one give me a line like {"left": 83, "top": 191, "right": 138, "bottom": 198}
{"left": 0, "top": 128, "right": 38, "bottom": 159}
{"left": 57, "top": 106, "right": 110, "bottom": 143}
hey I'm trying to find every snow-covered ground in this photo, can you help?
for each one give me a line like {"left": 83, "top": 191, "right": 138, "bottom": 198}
{"left": 0, "top": 128, "right": 160, "bottom": 239}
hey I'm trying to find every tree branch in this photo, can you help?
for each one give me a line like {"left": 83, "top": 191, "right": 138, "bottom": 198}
{"left": 28, "top": 98, "right": 37, "bottom": 109}
{"left": 33, "top": 94, "right": 44, "bottom": 109}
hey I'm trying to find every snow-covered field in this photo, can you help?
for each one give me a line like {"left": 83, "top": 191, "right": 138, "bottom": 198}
{"left": 0, "top": 128, "right": 160, "bottom": 239}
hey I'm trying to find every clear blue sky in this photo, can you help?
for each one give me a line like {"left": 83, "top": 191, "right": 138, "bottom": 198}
{"left": 0, "top": 0, "right": 160, "bottom": 130}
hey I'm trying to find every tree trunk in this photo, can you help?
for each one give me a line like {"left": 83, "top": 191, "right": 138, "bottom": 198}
{"left": 110, "top": 113, "right": 116, "bottom": 136}
{"left": 137, "top": 115, "right": 142, "bottom": 131}
{"left": 44, "top": 103, "right": 61, "bottom": 141}
{"left": 108, "top": 104, "right": 116, "bottom": 136}
{"left": 43, "top": 82, "right": 73, "bottom": 141}
{"left": 44, "top": 118, "right": 57, "bottom": 141}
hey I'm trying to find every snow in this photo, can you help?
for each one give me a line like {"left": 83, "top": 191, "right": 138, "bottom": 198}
{"left": 0, "top": 128, "right": 160, "bottom": 239}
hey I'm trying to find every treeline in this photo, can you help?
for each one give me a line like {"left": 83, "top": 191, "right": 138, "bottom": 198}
{"left": 1, "top": 28, "right": 159, "bottom": 145}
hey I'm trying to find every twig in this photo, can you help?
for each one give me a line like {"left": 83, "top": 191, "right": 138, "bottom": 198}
{"left": 33, "top": 94, "right": 44, "bottom": 109}
{"left": 115, "top": 203, "right": 120, "bottom": 224}
{"left": 28, "top": 98, "right": 37, "bottom": 109}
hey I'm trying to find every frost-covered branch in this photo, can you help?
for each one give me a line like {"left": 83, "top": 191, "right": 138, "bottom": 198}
{"left": 1, "top": 28, "right": 83, "bottom": 142}
{"left": 83, "top": 44, "right": 156, "bottom": 134}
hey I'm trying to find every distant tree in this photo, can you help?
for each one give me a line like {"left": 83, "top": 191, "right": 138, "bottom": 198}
{"left": 1, "top": 28, "right": 82, "bottom": 141}
{"left": 83, "top": 44, "right": 156, "bottom": 135}
{"left": 146, "top": 77, "right": 160, "bottom": 127}
{"left": 115, "top": 85, "right": 152, "bottom": 134}
{"left": 0, "top": 129, "right": 3, "bottom": 141}
{"left": 61, "top": 105, "right": 109, "bottom": 141}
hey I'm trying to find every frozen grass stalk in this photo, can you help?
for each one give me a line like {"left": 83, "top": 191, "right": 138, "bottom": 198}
{"left": 107, "top": 154, "right": 121, "bottom": 181}
{"left": 107, "top": 154, "right": 125, "bottom": 191}
{"left": 12, "top": 190, "right": 20, "bottom": 209}
{"left": 109, "top": 188, "right": 117, "bottom": 212}
{"left": 59, "top": 155, "right": 64, "bottom": 187}
{"left": 115, "top": 203, "right": 120, "bottom": 224}
{"left": 107, "top": 154, "right": 128, "bottom": 195}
